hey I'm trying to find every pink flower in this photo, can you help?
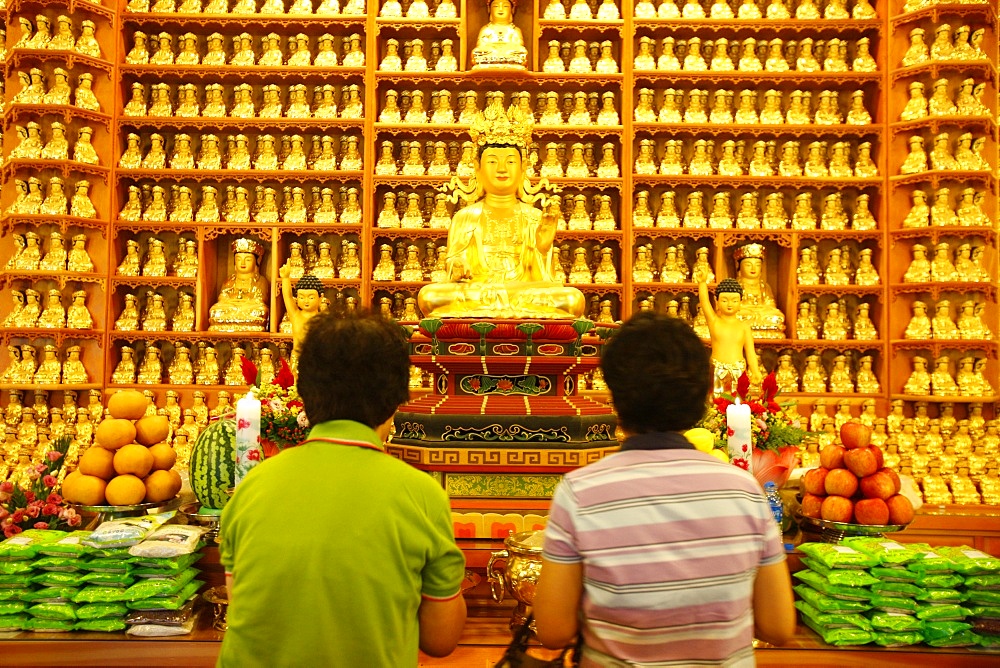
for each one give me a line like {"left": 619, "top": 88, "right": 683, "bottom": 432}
{"left": 67, "top": 514, "right": 82, "bottom": 527}
{"left": 27, "top": 469, "right": 40, "bottom": 481}
{"left": 0, "top": 492, "right": 10, "bottom": 503}
{"left": 296, "top": 411, "right": 309, "bottom": 428}
{"left": 0, "top": 481, "right": 13, "bottom": 493}
{"left": 46, "top": 493, "right": 62, "bottom": 505}
{"left": 238, "top": 417, "right": 251, "bottom": 430}
{"left": 25, "top": 505, "right": 40, "bottom": 519}
{"left": 34, "top": 463, "right": 48, "bottom": 473}
{"left": 33, "top": 522, "right": 49, "bottom": 530}
{"left": 47, "top": 450, "right": 63, "bottom": 462}
{"left": 43, "top": 475, "right": 57, "bottom": 488}
{"left": 0, "top": 508, "right": 8, "bottom": 522}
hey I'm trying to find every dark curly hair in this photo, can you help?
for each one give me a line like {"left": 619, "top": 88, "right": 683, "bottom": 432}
{"left": 600, "top": 312, "right": 711, "bottom": 434}
{"left": 296, "top": 311, "right": 411, "bottom": 429}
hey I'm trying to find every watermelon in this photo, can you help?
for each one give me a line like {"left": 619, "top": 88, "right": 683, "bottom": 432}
{"left": 189, "top": 418, "right": 236, "bottom": 510}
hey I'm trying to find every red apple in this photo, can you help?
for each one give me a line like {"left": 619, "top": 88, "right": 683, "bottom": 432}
{"left": 855, "top": 498, "right": 890, "bottom": 526}
{"left": 820, "top": 444, "right": 846, "bottom": 470}
{"left": 860, "top": 471, "right": 895, "bottom": 500}
{"left": 844, "top": 447, "right": 879, "bottom": 478}
{"left": 801, "top": 493, "right": 825, "bottom": 519}
{"left": 879, "top": 467, "right": 902, "bottom": 495}
{"left": 840, "top": 421, "right": 872, "bottom": 450}
{"left": 825, "top": 468, "right": 859, "bottom": 497}
{"left": 870, "top": 446, "right": 884, "bottom": 469}
{"left": 821, "top": 495, "right": 854, "bottom": 523}
{"left": 803, "top": 468, "right": 829, "bottom": 496}
{"left": 887, "top": 494, "right": 915, "bottom": 525}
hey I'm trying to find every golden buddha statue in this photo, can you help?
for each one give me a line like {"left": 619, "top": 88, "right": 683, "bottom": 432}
{"left": 208, "top": 238, "right": 269, "bottom": 332}
{"left": 902, "top": 243, "right": 931, "bottom": 282}
{"left": 417, "top": 100, "right": 585, "bottom": 318}
{"left": 853, "top": 302, "right": 878, "bottom": 340}
{"left": 930, "top": 355, "right": 959, "bottom": 396}
{"left": 731, "top": 243, "right": 784, "bottom": 339}
{"left": 471, "top": 0, "right": 527, "bottom": 71}
{"left": 856, "top": 356, "right": 880, "bottom": 394}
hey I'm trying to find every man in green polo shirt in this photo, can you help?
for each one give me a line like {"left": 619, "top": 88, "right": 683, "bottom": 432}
{"left": 219, "top": 313, "right": 466, "bottom": 667}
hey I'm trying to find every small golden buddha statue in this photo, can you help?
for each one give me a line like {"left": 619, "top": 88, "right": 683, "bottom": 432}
{"left": 471, "top": 0, "right": 527, "bottom": 71}
{"left": 141, "top": 292, "right": 167, "bottom": 332}
{"left": 929, "top": 132, "right": 958, "bottom": 171}
{"left": 931, "top": 299, "right": 959, "bottom": 339}
{"left": 33, "top": 344, "right": 61, "bottom": 385}
{"left": 111, "top": 345, "right": 137, "bottom": 384}
{"left": 829, "top": 355, "right": 854, "bottom": 394}
{"left": 801, "top": 354, "right": 826, "bottom": 393}
{"left": 902, "top": 243, "right": 931, "bottom": 282}
{"left": 14, "top": 289, "right": 40, "bottom": 328}
{"left": 208, "top": 238, "right": 269, "bottom": 332}
{"left": 854, "top": 248, "right": 879, "bottom": 286}
{"left": 820, "top": 301, "right": 847, "bottom": 340}
{"left": 930, "top": 242, "right": 957, "bottom": 281}
{"left": 732, "top": 243, "right": 784, "bottom": 339}
{"left": 856, "top": 356, "right": 880, "bottom": 394}
{"left": 900, "top": 136, "right": 928, "bottom": 174}
{"left": 904, "top": 300, "right": 931, "bottom": 339}
{"left": 38, "top": 288, "right": 66, "bottom": 329}
{"left": 656, "top": 191, "right": 681, "bottom": 228}
{"left": 593, "top": 247, "right": 618, "bottom": 284}
{"left": 930, "top": 355, "right": 959, "bottom": 396}
{"left": 682, "top": 190, "right": 706, "bottom": 228}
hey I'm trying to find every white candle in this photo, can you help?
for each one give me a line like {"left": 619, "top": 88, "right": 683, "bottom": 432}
{"left": 235, "top": 389, "right": 262, "bottom": 486}
{"left": 727, "top": 400, "right": 753, "bottom": 473}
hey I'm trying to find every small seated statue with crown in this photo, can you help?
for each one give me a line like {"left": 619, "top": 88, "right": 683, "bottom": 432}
{"left": 471, "top": 0, "right": 528, "bottom": 71}
{"left": 416, "top": 99, "right": 585, "bottom": 318}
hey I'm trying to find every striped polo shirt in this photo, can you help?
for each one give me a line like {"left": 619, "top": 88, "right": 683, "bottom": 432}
{"left": 543, "top": 432, "right": 785, "bottom": 667}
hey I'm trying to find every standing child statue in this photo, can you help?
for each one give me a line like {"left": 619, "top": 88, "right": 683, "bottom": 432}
{"left": 279, "top": 269, "right": 323, "bottom": 371}
{"left": 697, "top": 273, "right": 762, "bottom": 396}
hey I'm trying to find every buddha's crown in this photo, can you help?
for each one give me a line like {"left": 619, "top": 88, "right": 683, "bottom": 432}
{"left": 470, "top": 98, "right": 533, "bottom": 152}
{"left": 733, "top": 243, "right": 765, "bottom": 263}
{"left": 232, "top": 237, "right": 264, "bottom": 258}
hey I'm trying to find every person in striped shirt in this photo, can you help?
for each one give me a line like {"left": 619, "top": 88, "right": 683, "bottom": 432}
{"left": 535, "top": 313, "right": 795, "bottom": 667}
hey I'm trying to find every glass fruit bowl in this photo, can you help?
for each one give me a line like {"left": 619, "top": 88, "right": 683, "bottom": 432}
{"left": 797, "top": 512, "right": 909, "bottom": 542}
{"left": 72, "top": 496, "right": 182, "bottom": 525}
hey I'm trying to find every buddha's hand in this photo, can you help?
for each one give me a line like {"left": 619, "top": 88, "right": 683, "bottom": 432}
{"left": 693, "top": 267, "right": 708, "bottom": 284}
{"left": 278, "top": 264, "right": 291, "bottom": 279}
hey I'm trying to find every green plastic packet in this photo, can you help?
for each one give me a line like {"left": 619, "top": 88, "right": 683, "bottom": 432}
{"left": 925, "top": 628, "right": 980, "bottom": 648}
{"left": 794, "top": 584, "right": 872, "bottom": 614}
{"left": 80, "top": 571, "right": 136, "bottom": 588}
{"left": 35, "top": 532, "right": 95, "bottom": 559}
{"left": 79, "top": 557, "right": 132, "bottom": 574}
{"left": 872, "top": 631, "right": 924, "bottom": 647}
{"left": 794, "top": 600, "right": 872, "bottom": 630}
{"left": 0, "top": 613, "right": 27, "bottom": 631}
{"left": 72, "top": 586, "right": 130, "bottom": 604}
{"left": 797, "top": 543, "right": 878, "bottom": 570}
{"left": 75, "top": 617, "right": 127, "bottom": 632}
{"left": 969, "top": 605, "right": 1000, "bottom": 619}
{"left": 935, "top": 546, "right": 1000, "bottom": 575}
{"left": 869, "top": 566, "right": 918, "bottom": 583}
{"left": 23, "top": 617, "right": 75, "bottom": 632}
{"left": 868, "top": 595, "right": 919, "bottom": 615}
{"left": 27, "top": 601, "right": 77, "bottom": 621}
{"left": 0, "top": 587, "right": 32, "bottom": 602}
{"left": 76, "top": 602, "right": 129, "bottom": 621}
{"left": 19, "top": 586, "right": 78, "bottom": 603}
{"left": 0, "top": 574, "right": 33, "bottom": 588}
{"left": 916, "top": 588, "right": 964, "bottom": 604}
{"left": 964, "top": 574, "right": 1000, "bottom": 590}
{"left": 913, "top": 572, "right": 964, "bottom": 589}
{"left": 31, "top": 571, "right": 85, "bottom": 588}
{"left": 916, "top": 604, "right": 971, "bottom": 621}
{"left": 904, "top": 544, "right": 956, "bottom": 573}
{"left": 801, "top": 558, "right": 880, "bottom": 587}
{"left": 130, "top": 552, "right": 202, "bottom": 574}
{"left": 31, "top": 556, "right": 85, "bottom": 572}
{"left": 869, "top": 581, "right": 926, "bottom": 598}
{"left": 83, "top": 512, "right": 176, "bottom": 550}
{"left": 0, "top": 600, "right": 28, "bottom": 616}
{"left": 794, "top": 570, "right": 871, "bottom": 601}
{"left": 841, "top": 537, "right": 921, "bottom": 566}
{"left": 126, "top": 580, "right": 203, "bottom": 611}
{"left": 0, "top": 530, "right": 68, "bottom": 560}
{"left": 867, "top": 611, "right": 922, "bottom": 632}
{"left": 124, "top": 568, "right": 199, "bottom": 601}
{"left": 801, "top": 614, "right": 875, "bottom": 646}
{"left": 0, "top": 560, "right": 36, "bottom": 575}
{"left": 979, "top": 634, "right": 1000, "bottom": 649}
{"left": 966, "top": 590, "right": 1000, "bottom": 606}
{"left": 92, "top": 548, "right": 133, "bottom": 560}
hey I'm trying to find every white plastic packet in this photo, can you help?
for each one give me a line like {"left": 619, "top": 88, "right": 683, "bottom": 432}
{"left": 129, "top": 525, "right": 208, "bottom": 558}
{"left": 126, "top": 611, "right": 198, "bottom": 637}
{"left": 82, "top": 511, "right": 176, "bottom": 549}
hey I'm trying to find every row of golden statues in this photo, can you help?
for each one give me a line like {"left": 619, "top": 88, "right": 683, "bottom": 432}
{"left": 536, "top": 39, "right": 620, "bottom": 74}
{"left": 903, "top": 354, "right": 995, "bottom": 398}
{"left": 901, "top": 24, "right": 990, "bottom": 68}
{"left": 8, "top": 122, "right": 100, "bottom": 164}
{"left": 11, "top": 69, "right": 102, "bottom": 111}
{"left": 126, "top": 30, "right": 365, "bottom": 67}
{"left": 5, "top": 176, "right": 98, "bottom": 218}
{"left": 634, "top": 137, "right": 878, "bottom": 178}
{"left": 0, "top": 343, "right": 90, "bottom": 385}
{"left": 6, "top": 231, "right": 95, "bottom": 273}
{"left": 902, "top": 187, "right": 991, "bottom": 228}
{"left": 378, "top": 0, "right": 456, "bottom": 17}
{"left": 116, "top": 237, "right": 199, "bottom": 278}
{"left": 377, "top": 191, "right": 457, "bottom": 229}
{"left": 3, "top": 287, "right": 94, "bottom": 330}
{"left": 634, "top": 87, "right": 872, "bottom": 125}
{"left": 634, "top": 189, "right": 875, "bottom": 230}
{"left": 632, "top": 0, "right": 876, "bottom": 20}
{"left": 379, "top": 89, "right": 621, "bottom": 127}
{"left": 126, "top": 0, "right": 366, "bottom": 13}
{"left": 542, "top": 0, "right": 621, "bottom": 19}
{"left": 793, "top": 297, "right": 878, "bottom": 342}
{"left": 904, "top": 298, "right": 993, "bottom": 341}
{"left": 278, "top": 239, "right": 361, "bottom": 279}
{"left": 114, "top": 291, "right": 197, "bottom": 332}
{"left": 118, "top": 182, "right": 363, "bottom": 224}
{"left": 902, "top": 239, "right": 991, "bottom": 283}
{"left": 10, "top": 15, "right": 102, "bottom": 59}
{"left": 119, "top": 131, "right": 363, "bottom": 171}
{"left": 633, "top": 34, "right": 877, "bottom": 73}
{"left": 378, "top": 37, "right": 460, "bottom": 72}
{"left": 111, "top": 339, "right": 277, "bottom": 386}
{"left": 797, "top": 244, "right": 880, "bottom": 286}
{"left": 899, "top": 77, "right": 993, "bottom": 121}
{"left": 122, "top": 81, "right": 364, "bottom": 119}
{"left": 899, "top": 131, "right": 991, "bottom": 173}
{"left": 776, "top": 351, "right": 880, "bottom": 394}
{"left": 633, "top": 189, "right": 876, "bottom": 230}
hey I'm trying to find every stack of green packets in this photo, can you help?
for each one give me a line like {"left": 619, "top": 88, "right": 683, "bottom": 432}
{"left": 793, "top": 539, "right": 1000, "bottom": 649}
{"left": 0, "top": 528, "right": 204, "bottom": 633}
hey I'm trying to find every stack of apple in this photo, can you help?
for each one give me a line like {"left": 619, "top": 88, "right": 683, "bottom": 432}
{"left": 801, "top": 421, "right": 915, "bottom": 526}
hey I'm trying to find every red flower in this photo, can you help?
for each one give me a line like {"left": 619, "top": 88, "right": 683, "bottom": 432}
{"left": 726, "top": 427, "right": 735, "bottom": 437}
{"left": 42, "top": 504, "right": 59, "bottom": 516}
{"left": 43, "top": 475, "right": 57, "bottom": 488}
{"left": 24, "top": 491, "right": 35, "bottom": 503}
{"left": 761, "top": 372, "right": 778, "bottom": 402}
{"left": 246, "top": 449, "right": 261, "bottom": 462}
{"left": 33, "top": 522, "right": 49, "bottom": 530}
{"left": 25, "top": 505, "right": 40, "bottom": 519}
{"left": 274, "top": 359, "right": 295, "bottom": 390}
{"left": 748, "top": 401, "right": 766, "bottom": 415}
{"left": 240, "top": 355, "right": 259, "bottom": 386}
{"left": 713, "top": 397, "right": 732, "bottom": 413}
{"left": 0, "top": 482, "right": 13, "bottom": 493}
{"left": 46, "top": 493, "right": 62, "bottom": 505}
{"left": 47, "top": 450, "right": 63, "bottom": 462}
{"left": 238, "top": 417, "right": 251, "bottom": 430}
{"left": 3, "top": 524, "right": 23, "bottom": 538}
{"left": 736, "top": 373, "right": 750, "bottom": 401}
{"left": 732, "top": 459, "right": 750, "bottom": 471}
{"left": 469, "top": 378, "right": 482, "bottom": 391}
{"left": 11, "top": 510, "right": 25, "bottom": 524}
{"left": 497, "top": 379, "right": 514, "bottom": 392}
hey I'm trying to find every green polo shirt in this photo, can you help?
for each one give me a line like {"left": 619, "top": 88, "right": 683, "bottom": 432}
{"left": 218, "top": 420, "right": 465, "bottom": 667}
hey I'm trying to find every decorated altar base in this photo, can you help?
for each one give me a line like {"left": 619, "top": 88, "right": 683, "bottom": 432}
{"left": 389, "top": 319, "right": 619, "bottom": 538}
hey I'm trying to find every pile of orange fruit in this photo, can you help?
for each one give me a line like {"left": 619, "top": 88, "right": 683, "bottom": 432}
{"left": 62, "top": 390, "right": 182, "bottom": 507}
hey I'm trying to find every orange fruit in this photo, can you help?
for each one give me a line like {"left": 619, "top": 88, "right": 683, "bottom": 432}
{"left": 148, "top": 443, "right": 177, "bottom": 471}
{"left": 144, "top": 469, "right": 182, "bottom": 503}
{"left": 69, "top": 474, "right": 108, "bottom": 506}
{"left": 60, "top": 470, "right": 82, "bottom": 500}
{"left": 113, "top": 444, "right": 155, "bottom": 478}
{"left": 105, "top": 474, "right": 147, "bottom": 506}
{"left": 107, "top": 390, "right": 148, "bottom": 420}
{"left": 95, "top": 419, "right": 137, "bottom": 450}
{"left": 135, "top": 415, "right": 170, "bottom": 446}
{"left": 78, "top": 446, "right": 116, "bottom": 480}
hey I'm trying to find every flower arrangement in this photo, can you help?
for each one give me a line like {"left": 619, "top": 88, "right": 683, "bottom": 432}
{"left": 698, "top": 372, "right": 805, "bottom": 487}
{"left": 239, "top": 356, "right": 310, "bottom": 457}
{"left": 0, "top": 435, "right": 82, "bottom": 538}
